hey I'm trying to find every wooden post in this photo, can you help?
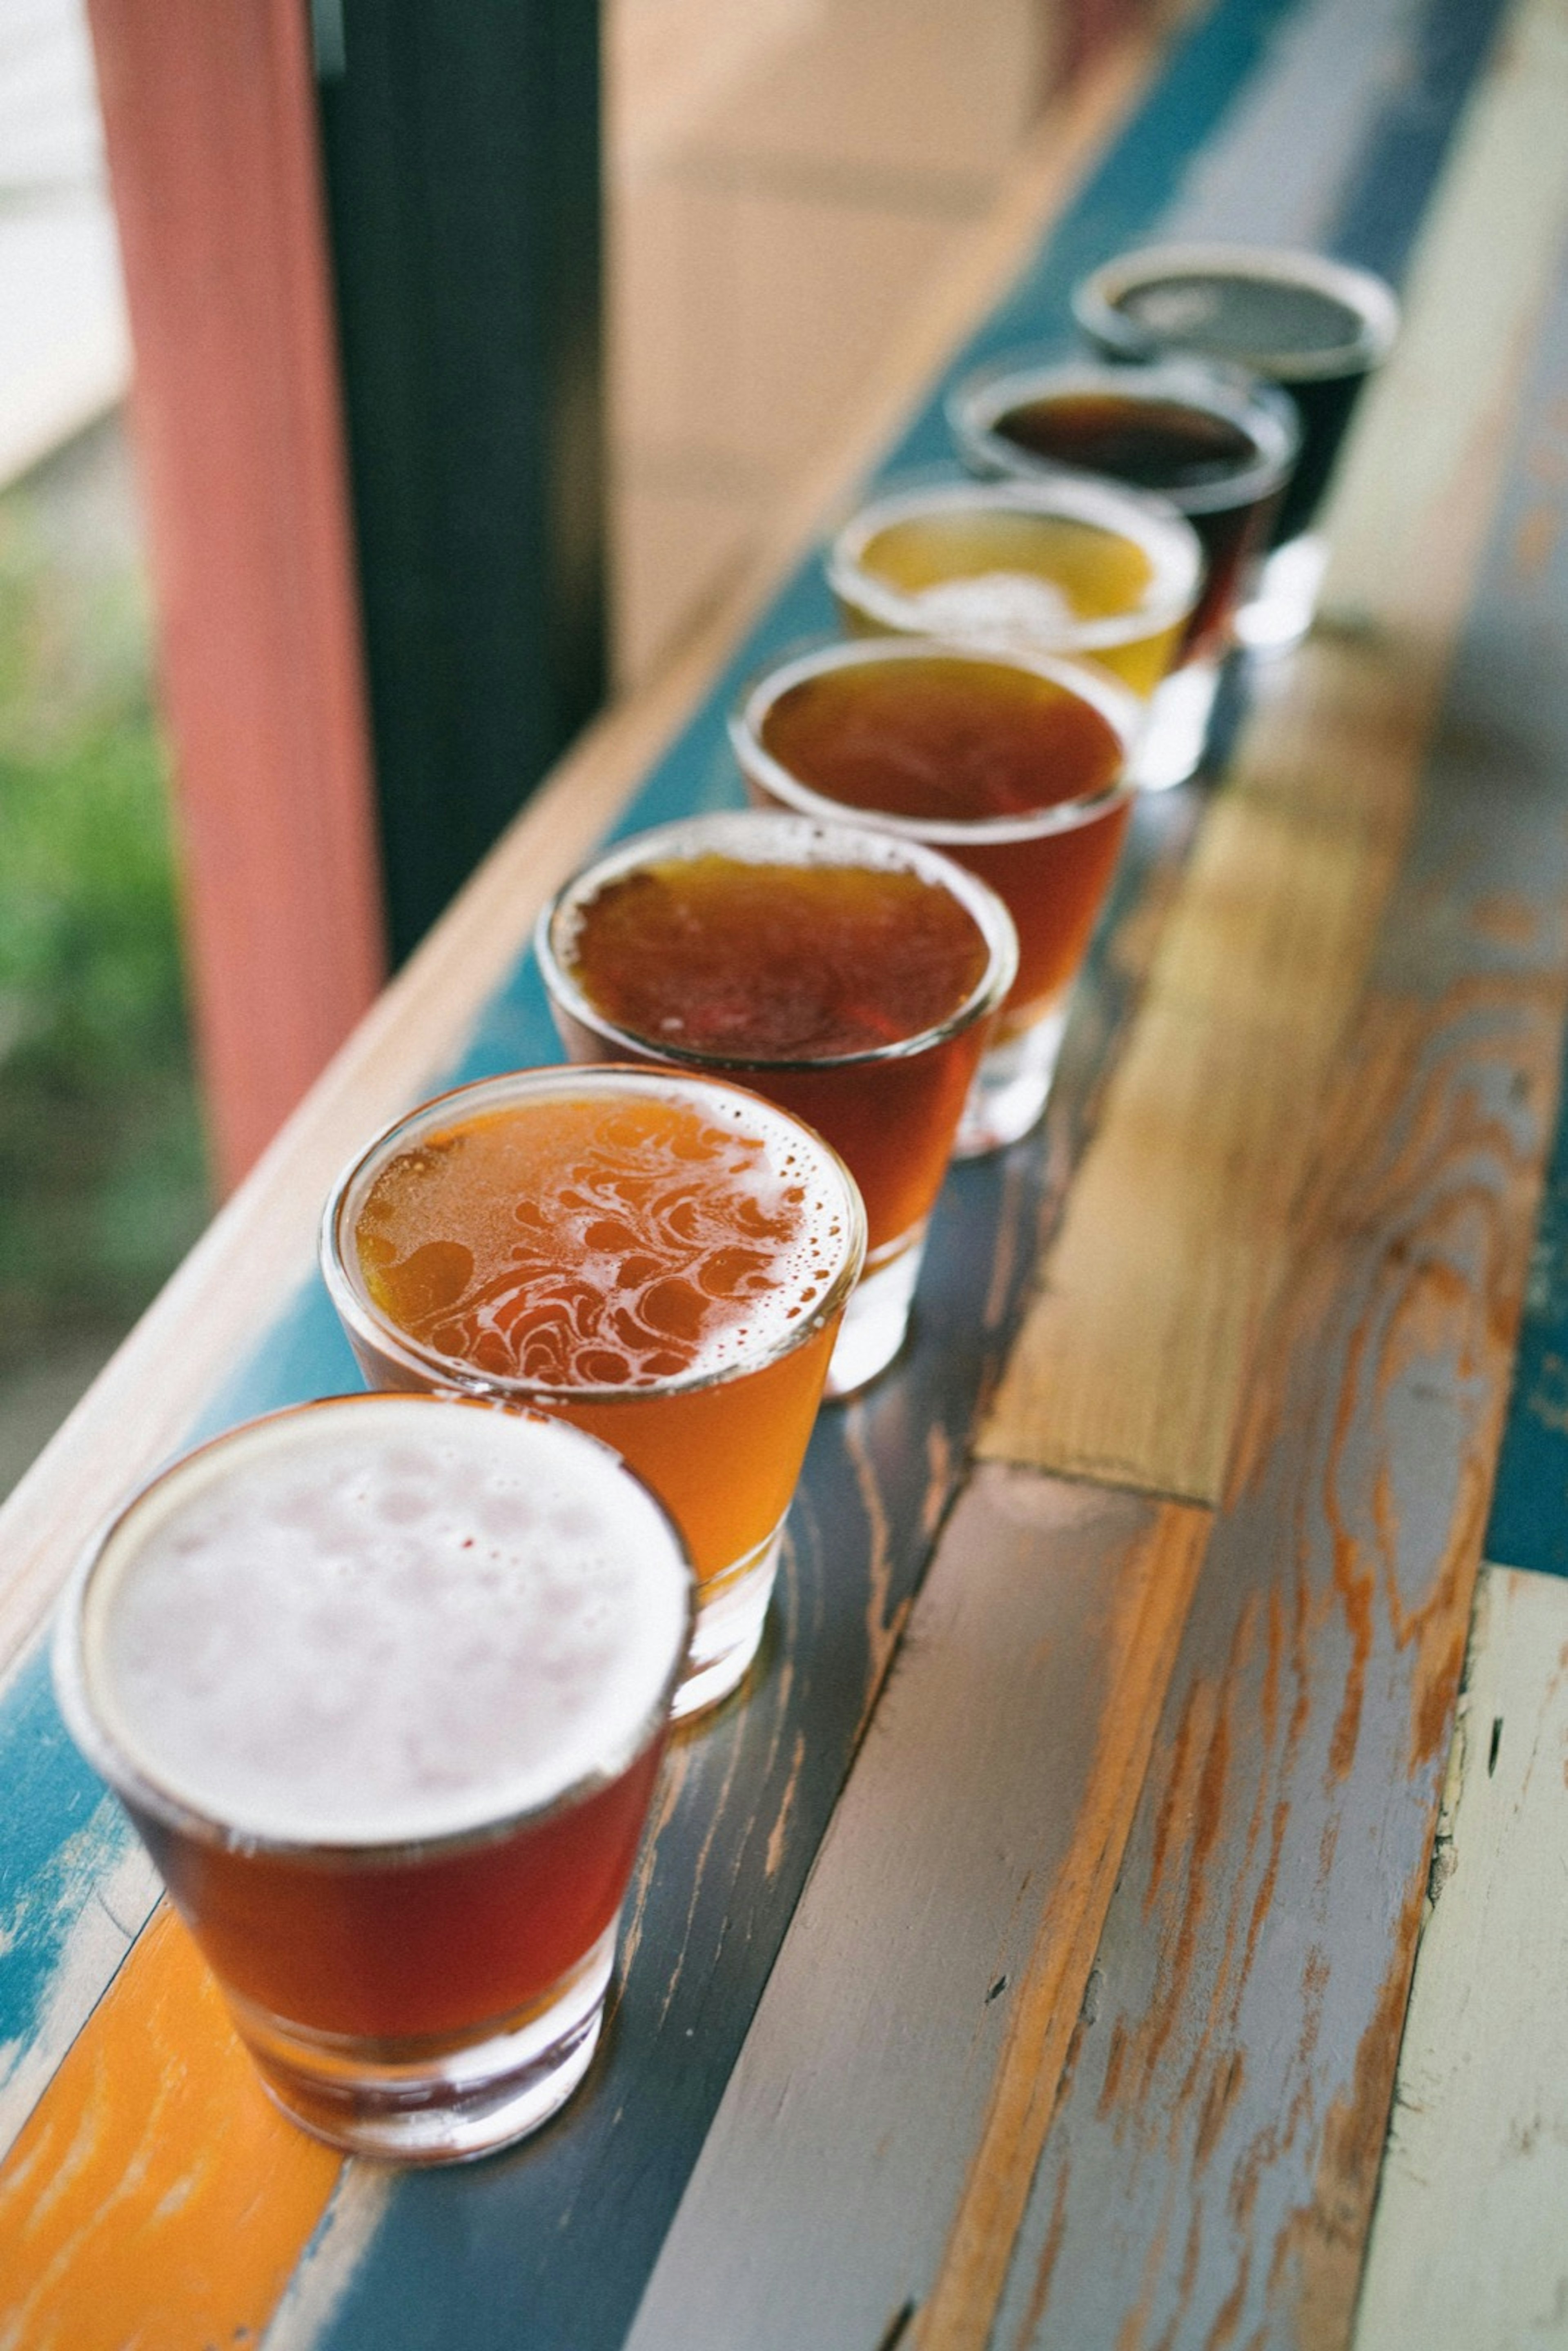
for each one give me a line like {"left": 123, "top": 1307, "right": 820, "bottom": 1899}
{"left": 85, "top": 0, "right": 387, "bottom": 1194}
{"left": 315, "top": 0, "right": 609, "bottom": 964}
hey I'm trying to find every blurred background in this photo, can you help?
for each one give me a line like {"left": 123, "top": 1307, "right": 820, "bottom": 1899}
{"left": 0, "top": 0, "right": 1077, "bottom": 1495}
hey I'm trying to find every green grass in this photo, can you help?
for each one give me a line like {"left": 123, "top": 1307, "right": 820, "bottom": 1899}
{"left": 0, "top": 473, "right": 209, "bottom": 1378}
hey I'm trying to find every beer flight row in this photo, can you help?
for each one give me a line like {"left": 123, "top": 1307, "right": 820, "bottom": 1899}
{"left": 51, "top": 243, "right": 1399, "bottom": 2166}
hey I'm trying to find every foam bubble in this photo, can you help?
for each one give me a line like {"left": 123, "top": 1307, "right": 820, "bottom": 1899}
{"left": 895, "top": 572, "right": 1080, "bottom": 641}
{"left": 356, "top": 1084, "right": 857, "bottom": 1391}
{"left": 84, "top": 1399, "right": 691, "bottom": 1847}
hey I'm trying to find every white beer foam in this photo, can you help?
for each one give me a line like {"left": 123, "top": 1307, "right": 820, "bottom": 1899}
{"left": 84, "top": 1398, "right": 691, "bottom": 1847}
{"left": 894, "top": 571, "right": 1081, "bottom": 641}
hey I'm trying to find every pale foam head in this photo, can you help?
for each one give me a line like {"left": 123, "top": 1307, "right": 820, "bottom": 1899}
{"left": 64, "top": 1396, "right": 693, "bottom": 1849}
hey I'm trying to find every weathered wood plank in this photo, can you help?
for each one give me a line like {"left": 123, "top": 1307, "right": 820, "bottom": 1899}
{"left": 0, "top": 1907, "right": 341, "bottom": 2351}
{"left": 1352, "top": 1563, "right": 1568, "bottom": 2351}
{"left": 0, "top": 0, "right": 1524, "bottom": 2342}
{"left": 984, "top": 708, "right": 1568, "bottom": 2348}
{"left": 624, "top": 1472, "right": 1209, "bottom": 2351}
{"left": 979, "top": 0, "right": 1568, "bottom": 1505}
{"left": 971, "top": 97, "right": 1568, "bottom": 2351}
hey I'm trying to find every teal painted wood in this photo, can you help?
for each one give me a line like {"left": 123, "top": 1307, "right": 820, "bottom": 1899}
{"left": 0, "top": 0, "right": 1508, "bottom": 2331}
{"left": 1483, "top": 363, "right": 1568, "bottom": 1580}
{"left": 988, "top": 212, "right": 1568, "bottom": 2351}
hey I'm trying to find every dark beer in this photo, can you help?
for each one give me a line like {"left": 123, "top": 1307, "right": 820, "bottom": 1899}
{"left": 951, "top": 357, "right": 1298, "bottom": 660}
{"left": 1073, "top": 245, "right": 1398, "bottom": 546}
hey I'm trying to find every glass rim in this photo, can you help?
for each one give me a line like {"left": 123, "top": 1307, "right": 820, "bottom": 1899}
{"left": 1073, "top": 242, "right": 1401, "bottom": 382}
{"left": 51, "top": 1391, "right": 699, "bottom": 1868}
{"left": 321, "top": 1063, "right": 869, "bottom": 1409}
{"left": 730, "top": 632, "right": 1142, "bottom": 844}
{"left": 947, "top": 349, "right": 1301, "bottom": 515}
{"left": 535, "top": 808, "right": 1020, "bottom": 1076}
{"left": 826, "top": 468, "right": 1202, "bottom": 648}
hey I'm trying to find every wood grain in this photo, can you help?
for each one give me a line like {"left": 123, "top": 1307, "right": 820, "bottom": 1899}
{"left": 980, "top": 0, "right": 1568, "bottom": 1505}
{"left": 625, "top": 1470, "right": 1209, "bottom": 2351}
{"left": 976, "top": 245, "right": 1568, "bottom": 2351}
{"left": 0, "top": 1, "right": 1532, "bottom": 2342}
{"left": 1352, "top": 1563, "right": 1568, "bottom": 2351}
{"left": 0, "top": 1907, "right": 341, "bottom": 2351}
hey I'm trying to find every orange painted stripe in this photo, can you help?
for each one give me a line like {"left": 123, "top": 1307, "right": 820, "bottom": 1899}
{"left": 0, "top": 1906, "right": 341, "bottom": 2351}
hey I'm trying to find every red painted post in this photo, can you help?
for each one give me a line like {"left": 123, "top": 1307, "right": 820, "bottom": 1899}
{"left": 1060, "top": 0, "right": 1156, "bottom": 83}
{"left": 85, "top": 0, "right": 386, "bottom": 1192}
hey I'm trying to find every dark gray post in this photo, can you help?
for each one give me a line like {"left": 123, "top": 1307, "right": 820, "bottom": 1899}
{"left": 314, "top": 0, "right": 607, "bottom": 962}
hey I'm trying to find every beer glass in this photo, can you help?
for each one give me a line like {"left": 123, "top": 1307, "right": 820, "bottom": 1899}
{"left": 826, "top": 471, "right": 1201, "bottom": 699}
{"left": 731, "top": 636, "right": 1140, "bottom": 1153}
{"left": 1073, "top": 243, "right": 1399, "bottom": 649}
{"left": 323, "top": 1067, "right": 866, "bottom": 1716}
{"left": 537, "top": 811, "right": 1018, "bottom": 1394}
{"left": 52, "top": 1393, "right": 695, "bottom": 2162}
{"left": 949, "top": 353, "right": 1298, "bottom": 784}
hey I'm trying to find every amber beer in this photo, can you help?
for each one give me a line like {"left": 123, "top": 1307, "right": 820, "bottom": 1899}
{"left": 323, "top": 1068, "right": 866, "bottom": 1714}
{"left": 732, "top": 637, "right": 1140, "bottom": 1152}
{"left": 51, "top": 1394, "right": 695, "bottom": 2162}
{"left": 537, "top": 813, "right": 1017, "bottom": 1391}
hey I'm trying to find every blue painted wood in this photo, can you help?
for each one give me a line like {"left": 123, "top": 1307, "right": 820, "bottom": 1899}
{"left": 0, "top": 1650, "right": 141, "bottom": 2090}
{"left": 1327, "top": 0, "right": 1512, "bottom": 284}
{"left": 1487, "top": 1099, "right": 1568, "bottom": 1577}
{"left": 1467, "top": 250, "right": 1568, "bottom": 1586}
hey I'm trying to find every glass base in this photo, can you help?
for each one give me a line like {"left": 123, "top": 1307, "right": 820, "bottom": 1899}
{"left": 677, "top": 1523, "right": 783, "bottom": 1719}
{"left": 1131, "top": 658, "right": 1220, "bottom": 791}
{"left": 1234, "top": 532, "right": 1327, "bottom": 655}
{"left": 954, "top": 1004, "right": 1067, "bottom": 1157}
{"left": 826, "top": 1229, "right": 925, "bottom": 1400}
{"left": 233, "top": 1923, "right": 616, "bottom": 2163}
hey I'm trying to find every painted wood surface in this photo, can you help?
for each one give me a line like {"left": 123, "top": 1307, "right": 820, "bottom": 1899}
{"left": 0, "top": 0, "right": 1534, "bottom": 2341}
{"left": 1353, "top": 1562, "right": 1568, "bottom": 2351}
{"left": 1485, "top": 324, "right": 1568, "bottom": 1580}
{"left": 625, "top": 1472, "right": 1209, "bottom": 2351}
{"left": 0, "top": 1907, "right": 341, "bottom": 2351}
{"left": 979, "top": 54, "right": 1568, "bottom": 2351}
{"left": 85, "top": 0, "right": 386, "bottom": 1188}
{"left": 981, "top": 0, "right": 1568, "bottom": 1506}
